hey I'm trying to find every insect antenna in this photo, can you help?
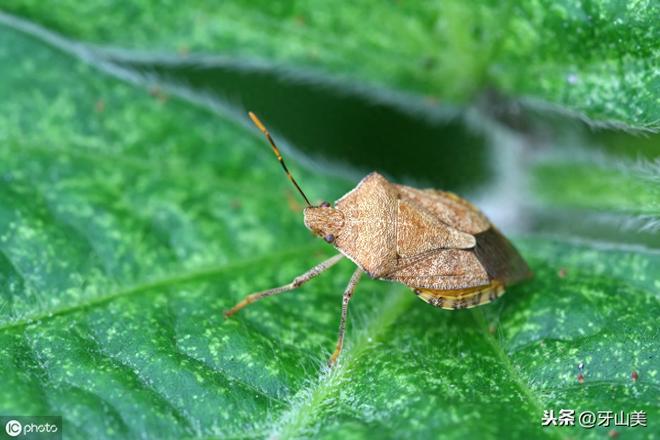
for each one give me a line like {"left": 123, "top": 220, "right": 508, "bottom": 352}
{"left": 248, "top": 112, "right": 312, "bottom": 207}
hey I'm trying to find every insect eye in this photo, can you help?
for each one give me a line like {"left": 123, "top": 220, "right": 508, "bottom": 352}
{"left": 320, "top": 201, "right": 331, "bottom": 208}
{"left": 323, "top": 234, "right": 335, "bottom": 243}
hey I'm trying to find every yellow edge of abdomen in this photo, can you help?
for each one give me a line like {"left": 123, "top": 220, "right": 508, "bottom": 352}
{"left": 413, "top": 281, "right": 505, "bottom": 310}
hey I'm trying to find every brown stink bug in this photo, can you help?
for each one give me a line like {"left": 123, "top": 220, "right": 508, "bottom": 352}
{"left": 225, "top": 112, "right": 532, "bottom": 367}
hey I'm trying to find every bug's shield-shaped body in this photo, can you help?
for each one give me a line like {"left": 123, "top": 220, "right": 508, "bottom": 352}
{"left": 304, "top": 172, "right": 531, "bottom": 310}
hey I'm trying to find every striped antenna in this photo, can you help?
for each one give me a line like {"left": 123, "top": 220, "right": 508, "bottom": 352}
{"left": 248, "top": 112, "right": 312, "bottom": 207}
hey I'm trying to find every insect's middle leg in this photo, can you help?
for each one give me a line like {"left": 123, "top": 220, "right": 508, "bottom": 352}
{"left": 224, "top": 253, "right": 344, "bottom": 318}
{"left": 328, "top": 267, "right": 363, "bottom": 368}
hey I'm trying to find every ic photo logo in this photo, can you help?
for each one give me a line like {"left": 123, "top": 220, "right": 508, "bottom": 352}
{"left": 1, "top": 417, "right": 61, "bottom": 439}
{"left": 5, "top": 420, "right": 21, "bottom": 437}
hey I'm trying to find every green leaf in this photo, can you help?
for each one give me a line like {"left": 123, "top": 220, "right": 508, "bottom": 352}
{"left": 109, "top": 57, "right": 495, "bottom": 193}
{"left": 1, "top": 19, "right": 658, "bottom": 440}
{"left": 529, "top": 154, "right": 660, "bottom": 247}
{"left": 490, "top": 103, "right": 660, "bottom": 247}
{"left": 534, "top": 159, "right": 659, "bottom": 216}
{"left": 2, "top": 1, "right": 658, "bottom": 129}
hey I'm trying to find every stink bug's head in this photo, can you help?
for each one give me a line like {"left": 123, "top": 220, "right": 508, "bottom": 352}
{"left": 303, "top": 202, "right": 344, "bottom": 244}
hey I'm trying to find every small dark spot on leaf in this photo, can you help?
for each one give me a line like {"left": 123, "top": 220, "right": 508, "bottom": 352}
{"left": 422, "top": 57, "right": 436, "bottom": 70}
{"left": 631, "top": 370, "right": 639, "bottom": 382}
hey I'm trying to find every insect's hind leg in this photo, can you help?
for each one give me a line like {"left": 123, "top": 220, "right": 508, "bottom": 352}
{"left": 224, "top": 254, "right": 344, "bottom": 318}
{"left": 328, "top": 267, "right": 363, "bottom": 368}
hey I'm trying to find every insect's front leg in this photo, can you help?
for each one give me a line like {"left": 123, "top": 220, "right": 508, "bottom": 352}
{"left": 328, "top": 268, "right": 363, "bottom": 368}
{"left": 224, "top": 254, "right": 344, "bottom": 318}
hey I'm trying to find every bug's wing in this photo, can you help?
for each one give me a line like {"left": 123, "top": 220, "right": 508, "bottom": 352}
{"left": 473, "top": 227, "right": 532, "bottom": 285}
{"left": 396, "top": 198, "right": 475, "bottom": 258}
{"left": 394, "top": 184, "right": 531, "bottom": 284}
{"left": 383, "top": 249, "right": 490, "bottom": 290}
{"left": 384, "top": 228, "right": 531, "bottom": 290}
{"left": 394, "top": 185, "right": 490, "bottom": 235}
{"left": 388, "top": 184, "right": 531, "bottom": 310}
{"left": 414, "top": 281, "right": 505, "bottom": 310}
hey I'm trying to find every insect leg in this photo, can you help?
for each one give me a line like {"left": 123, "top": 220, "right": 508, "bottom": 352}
{"left": 224, "top": 253, "right": 344, "bottom": 318}
{"left": 327, "top": 267, "right": 363, "bottom": 368}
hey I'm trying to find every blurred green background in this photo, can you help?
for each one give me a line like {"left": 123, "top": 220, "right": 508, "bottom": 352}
{"left": 0, "top": 2, "right": 658, "bottom": 439}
